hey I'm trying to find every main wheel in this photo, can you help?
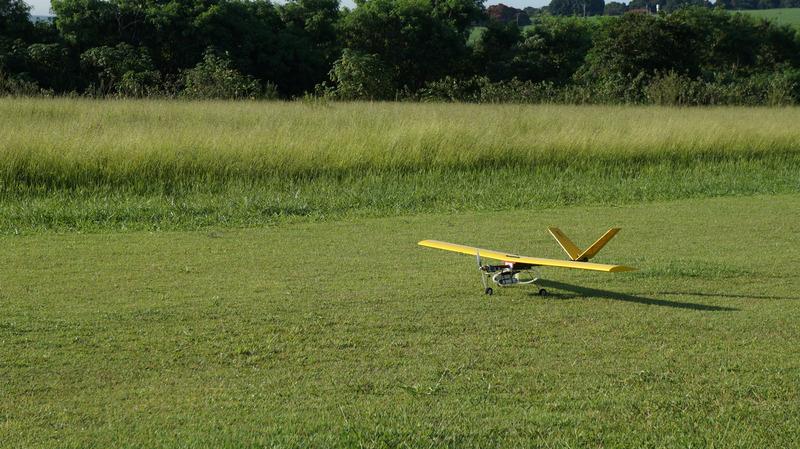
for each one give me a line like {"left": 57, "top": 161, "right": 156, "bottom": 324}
{"left": 538, "top": 288, "right": 548, "bottom": 297}
{"left": 485, "top": 287, "right": 493, "bottom": 296}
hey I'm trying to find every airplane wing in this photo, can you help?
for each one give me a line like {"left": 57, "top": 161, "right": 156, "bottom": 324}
{"left": 418, "top": 239, "right": 636, "bottom": 272}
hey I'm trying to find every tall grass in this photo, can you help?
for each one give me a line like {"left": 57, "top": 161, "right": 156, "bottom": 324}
{"left": 1, "top": 98, "right": 799, "bottom": 232}
{"left": 2, "top": 99, "right": 800, "bottom": 190}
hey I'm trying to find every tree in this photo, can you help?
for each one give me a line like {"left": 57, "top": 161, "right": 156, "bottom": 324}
{"left": 25, "top": 42, "right": 76, "bottom": 91}
{"left": 191, "top": 0, "right": 285, "bottom": 88}
{"left": 627, "top": 0, "right": 666, "bottom": 12}
{"left": 513, "top": 17, "right": 594, "bottom": 82}
{"left": 1, "top": 0, "right": 34, "bottom": 41}
{"left": 341, "top": 0, "right": 483, "bottom": 89}
{"left": 1, "top": 0, "right": 36, "bottom": 85}
{"left": 81, "top": 43, "right": 160, "bottom": 95}
{"left": 664, "top": 0, "right": 708, "bottom": 12}
{"left": 51, "top": 0, "right": 118, "bottom": 50}
{"left": 549, "top": 0, "right": 605, "bottom": 16}
{"left": 473, "top": 16, "right": 594, "bottom": 83}
{"left": 581, "top": 12, "right": 702, "bottom": 80}
{"left": 471, "top": 20, "right": 522, "bottom": 81}
{"left": 671, "top": 7, "right": 800, "bottom": 74}
{"left": 278, "top": 0, "right": 342, "bottom": 95}
{"left": 51, "top": 0, "right": 323, "bottom": 96}
{"left": 603, "top": 1, "right": 626, "bottom": 15}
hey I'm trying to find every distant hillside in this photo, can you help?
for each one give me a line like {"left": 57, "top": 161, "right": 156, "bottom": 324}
{"left": 739, "top": 8, "right": 800, "bottom": 28}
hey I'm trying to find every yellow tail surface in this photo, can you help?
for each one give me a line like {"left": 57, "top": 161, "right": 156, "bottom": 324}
{"left": 547, "top": 227, "right": 582, "bottom": 260}
{"left": 548, "top": 227, "right": 621, "bottom": 261}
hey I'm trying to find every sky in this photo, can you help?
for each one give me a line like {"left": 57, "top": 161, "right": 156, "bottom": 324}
{"left": 27, "top": 0, "right": 552, "bottom": 16}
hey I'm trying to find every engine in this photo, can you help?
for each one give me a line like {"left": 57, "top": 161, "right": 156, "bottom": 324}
{"left": 492, "top": 270, "right": 519, "bottom": 286}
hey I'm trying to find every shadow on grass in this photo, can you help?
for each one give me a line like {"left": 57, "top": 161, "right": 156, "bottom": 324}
{"left": 658, "top": 291, "right": 800, "bottom": 301}
{"left": 534, "top": 279, "right": 738, "bottom": 311}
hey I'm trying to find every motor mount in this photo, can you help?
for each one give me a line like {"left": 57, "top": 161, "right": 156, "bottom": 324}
{"left": 480, "top": 264, "right": 509, "bottom": 273}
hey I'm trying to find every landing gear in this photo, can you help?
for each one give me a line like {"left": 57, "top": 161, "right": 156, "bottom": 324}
{"left": 477, "top": 257, "right": 544, "bottom": 296}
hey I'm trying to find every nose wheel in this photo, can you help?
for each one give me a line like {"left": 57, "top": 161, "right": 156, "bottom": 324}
{"left": 538, "top": 288, "right": 548, "bottom": 296}
{"left": 484, "top": 287, "right": 493, "bottom": 296}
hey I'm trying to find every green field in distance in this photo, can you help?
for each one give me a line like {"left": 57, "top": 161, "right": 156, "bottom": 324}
{"left": 740, "top": 7, "right": 800, "bottom": 27}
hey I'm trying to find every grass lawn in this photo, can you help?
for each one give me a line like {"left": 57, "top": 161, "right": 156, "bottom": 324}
{"left": 2, "top": 193, "right": 799, "bottom": 448}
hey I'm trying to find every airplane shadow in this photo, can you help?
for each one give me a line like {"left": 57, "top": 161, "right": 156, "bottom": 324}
{"left": 658, "top": 291, "right": 800, "bottom": 301}
{"left": 533, "top": 280, "right": 738, "bottom": 312}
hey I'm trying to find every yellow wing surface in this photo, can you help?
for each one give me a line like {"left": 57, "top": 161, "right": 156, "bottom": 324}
{"left": 418, "top": 239, "right": 636, "bottom": 272}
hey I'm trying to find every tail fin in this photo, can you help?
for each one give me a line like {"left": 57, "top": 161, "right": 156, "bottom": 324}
{"left": 577, "top": 228, "right": 620, "bottom": 261}
{"left": 548, "top": 227, "right": 621, "bottom": 261}
{"left": 548, "top": 227, "right": 582, "bottom": 260}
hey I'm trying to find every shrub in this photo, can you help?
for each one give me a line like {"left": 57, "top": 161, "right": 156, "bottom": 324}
{"left": 646, "top": 71, "right": 700, "bottom": 106}
{"left": 478, "top": 78, "right": 558, "bottom": 103}
{"left": 417, "top": 76, "right": 484, "bottom": 102}
{"left": 325, "top": 49, "right": 396, "bottom": 101}
{"left": 570, "top": 72, "right": 649, "bottom": 105}
{"left": 81, "top": 44, "right": 160, "bottom": 97}
{"left": 414, "top": 76, "right": 561, "bottom": 104}
{"left": 764, "top": 71, "right": 797, "bottom": 106}
{"left": 0, "top": 71, "right": 51, "bottom": 97}
{"left": 180, "top": 50, "right": 268, "bottom": 100}
{"left": 117, "top": 70, "right": 164, "bottom": 98}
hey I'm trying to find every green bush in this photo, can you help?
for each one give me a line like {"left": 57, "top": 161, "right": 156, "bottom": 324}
{"left": 117, "top": 70, "right": 164, "bottom": 98}
{"left": 643, "top": 70, "right": 798, "bottom": 106}
{"left": 417, "top": 76, "right": 484, "bottom": 102}
{"left": 413, "top": 76, "right": 559, "bottom": 104}
{"left": 478, "top": 78, "right": 558, "bottom": 103}
{"left": 764, "top": 71, "right": 797, "bottom": 106}
{"left": 81, "top": 44, "right": 160, "bottom": 97}
{"left": 373, "top": 69, "right": 799, "bottom": 107}
{"left": 0, "top": 71, "right": 51, "bottom": 97}
{"left": 324, "top": 49, "right": 396, "bottom": 101}
{"left": 180, "top": 50, "right": 270, "bottom": 100}
{"left": 646, "top": 71, "right": 700, "bottom": 106}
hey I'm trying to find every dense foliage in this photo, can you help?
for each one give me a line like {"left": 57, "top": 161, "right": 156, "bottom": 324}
{"left": 2, "top": 0, "right": 800, "bottom": 104}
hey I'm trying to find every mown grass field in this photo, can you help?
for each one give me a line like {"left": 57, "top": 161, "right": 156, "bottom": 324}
{"left": 1, "top": 99, "right": 800, "bottom": 447}
{"left": 741, "top": 8, "right": 800, "bottom": 28}
{"left": 2, "top": 194, "right": 799, "bottom": 448}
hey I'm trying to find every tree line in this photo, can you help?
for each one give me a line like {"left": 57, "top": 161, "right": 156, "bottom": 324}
{"left": 2, "top": 0, "right": 800, "bottom": 105}
{"left": 538, "top": 0, "right": 800, "bottom": 17}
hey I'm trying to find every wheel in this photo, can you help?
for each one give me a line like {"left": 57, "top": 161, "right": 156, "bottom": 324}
{"left": 485, "top": 287, "right": 493, "bottom": 296}
{"left": 538, "top": 288, "right": 548, "bottom": 297}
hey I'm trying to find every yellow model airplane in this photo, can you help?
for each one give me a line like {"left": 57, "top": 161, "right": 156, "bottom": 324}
{"left": 419, "top": 227, "right": 636, "bottom": 296}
